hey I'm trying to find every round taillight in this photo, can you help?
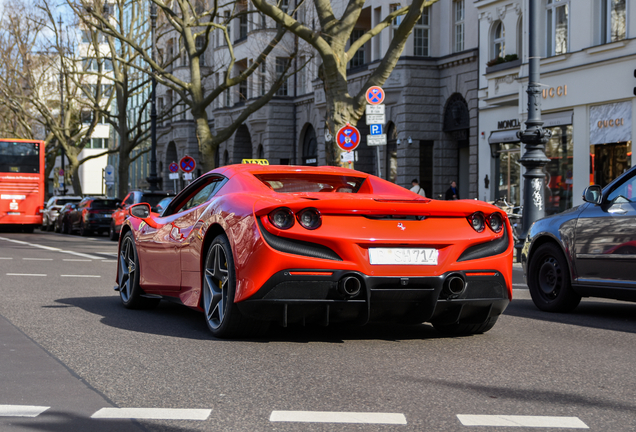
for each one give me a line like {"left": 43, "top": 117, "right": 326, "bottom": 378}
{"left": 268, "top": 208, "right": 294, "bottom": 229}
{"left": 468, "top": 212, "right": 486, "bottom": 232}
{"left": 487, "top": 212, "right": 504, "bottom": 233}
{"left": 297, "top": 208, "right": 322, "bottom": 230}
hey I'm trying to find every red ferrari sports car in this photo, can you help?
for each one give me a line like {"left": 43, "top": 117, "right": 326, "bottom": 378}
{"left": 116, "top": 164, "right": 513, "bottom": 338}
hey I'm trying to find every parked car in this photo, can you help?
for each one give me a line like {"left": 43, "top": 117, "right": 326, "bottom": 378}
{"left": 41, "top": 196, "right": 82, "bottom": 231}
{"left": 68, "top": 197, "right": 120, "bottom": 236}
{"left": 109, "top": 190, "right": 174, "bottom": 241}
{"left": 522, "top": 164, "right": 636, "bottom": 312}
{"left": 54, "top": 202, "right": 78, "bottom": 233}
{"left": 116, "top": 164, "right": 513, "bottom": 338}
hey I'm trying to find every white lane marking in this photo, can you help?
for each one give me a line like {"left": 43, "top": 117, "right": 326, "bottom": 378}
{"left": 63, "top": 259, "right": 92, "bottom": 262}
{"left": 0, "top": 404, "right": 50, "bottom": 417}
{"left": 60, "top": 275, "right": 101, "bottom": 278}
{"left": 457, "top": 415, "right": 588, "bottom": 428}
{"left": 23, "top": 258, "right": 53, "bottom": 261}
{"left": 91, "top": 408, "right": 212, "bottom": 420}
{"left": 270, "top": 411, "right": 407, "bottom": 424}
{"left": 101, "top": 260, "right": 117, "bottom": 263}
{"left": 0, "top": 257, "right": 13, "bottom": 260}
{"left": 6, "top": 273, "right": 47, "bottom": 277}
{"left": 513, "top": 283, "right": 527, "bottom": 287}
{"left": 0, "top": 236, "right": 104, "bottom": 260}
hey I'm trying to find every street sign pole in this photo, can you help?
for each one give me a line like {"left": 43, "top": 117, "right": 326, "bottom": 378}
{"left": 365, "top": 86, "right": 386, "bottom": 179}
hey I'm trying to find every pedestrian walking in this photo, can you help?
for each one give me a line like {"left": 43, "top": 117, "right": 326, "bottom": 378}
{"left": 445, "top": 181, "right": 459, "bottom": 200}
{"left": 410, "top": 178, "right": 426, "bottom": 197}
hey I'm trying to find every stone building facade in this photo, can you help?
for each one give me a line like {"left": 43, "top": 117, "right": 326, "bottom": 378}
{"left": 157, "top": 0, "right": 481, "bottom": 199}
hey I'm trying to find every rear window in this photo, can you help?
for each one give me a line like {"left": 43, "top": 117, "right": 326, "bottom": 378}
{"left": 54, "top": 198, "right": 81, "bottom": 206}
{"left": 90, "top": 199, "right": 119, "bottom": 209}
{"left": 255, "top": 174, "right": 365, "bottom": 193}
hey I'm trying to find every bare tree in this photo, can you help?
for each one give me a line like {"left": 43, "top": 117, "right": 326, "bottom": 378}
{"left": 78, "top": 0, "right": 299, "bottom": 171}
{"left": 252, "top": 0, "right": 439, "bottom": 165}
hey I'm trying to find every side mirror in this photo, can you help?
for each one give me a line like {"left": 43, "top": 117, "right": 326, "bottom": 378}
{"left": 129, "top": 203, "right": 151, "bottom": 219}
{"left": 582, "top": 185, "right": 602, "bottom": 205}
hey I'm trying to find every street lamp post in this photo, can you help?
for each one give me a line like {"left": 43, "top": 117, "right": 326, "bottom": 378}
{"left": 146, "top": 2, "right": 160, "bottom": 191}
{"left": 59, "top": 15, "right": 67, "bottom": 196}
{"left": 518, "top": 0, "right": 550, "bottom": 239}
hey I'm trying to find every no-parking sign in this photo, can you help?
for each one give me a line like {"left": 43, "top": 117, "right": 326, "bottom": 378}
{"left": 336, "top": 123, "right": 361, "bottom": 152}
{"left": 169, "top": 162, "right": 179, "bottom": 173}
{"left": 365, "top": 86, "right": 385, "bottom": 105}
{"left": 179, "top": 155, "right": 196, "bottom": 173}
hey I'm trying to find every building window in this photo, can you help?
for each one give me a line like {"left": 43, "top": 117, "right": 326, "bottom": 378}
{"left": 224, "top": 11, "right": 231, "bottom": 46}
{"left": 260, "top": 60, "right": 266, "bottom": 96}
{"left": 390, "top": 4, "right": 402, "bottom": 40}
{"left": 349, "top": 29, "right": 365, "bottom": 68}
{"left": 88, "top": 138, "right": 108, "bottom": 149}
{"left": 546, "top": 0, "right": 568, "bottom": 56}
{"left": 492, "top": 21, "right": 505, "bottom": 60}
{"left": 276, "top": 57, "right": 288, "bottom": 96}
{"left": 601, "top": 0, "right": 626, "bottom": 44}
{"left": 298, "top": 56, "right": 306, "bottom": 94}
{"left": 544, "top": 125, "right": 573, "bottom": 215}
{"left": 517, "top": 17, "right": 523, "bottom": 59}
{"left": 239, "top": 79, "right": 247, "bottom": 101}
{"left": 196, "top": 36, "right": 205, "bottom": 66}
{"left": 413, "top": 7, "right": 429, "bottom": 56}
{"left": 454, "top": 0, "right": 464, "bottom": 52}
{"left": 238, "top": 0, "right": 248, "bottom": 40}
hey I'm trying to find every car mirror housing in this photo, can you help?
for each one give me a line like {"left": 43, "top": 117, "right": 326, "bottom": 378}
{"left": 582, "top": 185, "right": 602, "bottom": 205}
{"left": 129, "top": 203, "right": 151, "bottom": 219}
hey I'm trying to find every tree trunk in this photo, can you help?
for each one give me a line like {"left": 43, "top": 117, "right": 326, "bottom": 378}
{"left": 117, "top": 151, "right": 131, "bottom": 199}
{"left": 194, "top": 113, "right": 215, "bottom": 172}
{"left": 65, "top": 149, "right": 83, "bottom": 196}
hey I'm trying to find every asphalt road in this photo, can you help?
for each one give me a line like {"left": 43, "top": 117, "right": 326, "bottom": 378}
{"left": 1, "top": 230, "right": 635, "bottom": 431}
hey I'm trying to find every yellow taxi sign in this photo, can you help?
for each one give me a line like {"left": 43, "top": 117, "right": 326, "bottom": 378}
{"left": 242, "top": 159, "right": 269, "bottom": 165}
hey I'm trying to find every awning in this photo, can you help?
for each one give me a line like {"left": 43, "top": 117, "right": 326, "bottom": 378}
{"left": 488, "top": 130, "right": 520, "bottom": 144}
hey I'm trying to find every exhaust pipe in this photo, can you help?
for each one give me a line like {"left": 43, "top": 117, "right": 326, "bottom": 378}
{"left": 442, "top": 274, "right": 466, "bottom": 298}
{"left": 338, "top": 276, "right": 362, "bottom": 298}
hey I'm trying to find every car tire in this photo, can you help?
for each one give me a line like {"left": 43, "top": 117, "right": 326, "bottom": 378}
{"left": 202, "top": 234, "right": 265, "bottom": 338}
{"left": 63, "top": 221, "right": 71, "bottom": 234}
{"left": 109, "top": 223, "right": 119, "bottom": 241}
{"left": 41, "top": 217, "right": 48, "bottom": 231}
{"left": 79, "top": 223, "right": 90, "bottom": 237}
{"left": 118, "top": 232, "right": 160, "bottom": 310}
{"left": 527, "top": 243, "right": 581, "bottom": 313}
{"left": 432, "top": 316, "right": 499, "bottom": 336}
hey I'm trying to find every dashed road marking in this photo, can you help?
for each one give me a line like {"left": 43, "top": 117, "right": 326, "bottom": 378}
{"left": 91, "top": 408, "right": 212, "bottom": 420}
{"left": 101, "top": 260, "right": 117, "bottom": 263}
{"left": 0, "top": 404, "right": 50, "bottom": 417}
{"left": 513, "top": 283, "right": 527, "bottom": 287}
{"left": 6, "top": 273, "right": 47, "bottom": 277}
{"left": 61, "top": 275, "right": 101, "bottom": 278}
{"left": 270, "top": 411, "right": 407, "bottom": 425}
{"left": 23, "top": 258, "right": 53, "bottom": 261}
{"left": 457, "top": 415, "right": 588, "bottom": 428}
{"left": 0, "top": 236, "right": 104, "bottom": 260}
{"left": 63, "top": 259, "right": 92, "bottom": 262}
{"left": 0, "top": 257, "right": 13, "bottom": 260}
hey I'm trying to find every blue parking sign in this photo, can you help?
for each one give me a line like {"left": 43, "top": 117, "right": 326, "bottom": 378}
{"left": 370, "top": 124, "right": 383, "bottom": 136}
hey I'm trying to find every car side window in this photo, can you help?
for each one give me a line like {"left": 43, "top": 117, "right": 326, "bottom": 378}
{"left": 122, "top": 193, "right": 135, "bottom": 207}
{"left": 607, "top": 172, "right": 636, "bottom": 204}
{"left": 165, "top": 176, "right": 226, "bottom": 216}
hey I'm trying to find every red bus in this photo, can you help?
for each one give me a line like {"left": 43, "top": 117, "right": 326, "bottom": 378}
{"left": 0, "top": 139, "right": 45, "bottom": 232}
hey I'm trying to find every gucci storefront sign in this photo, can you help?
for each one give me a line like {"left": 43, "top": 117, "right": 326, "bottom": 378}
{"left": 590, "top": 102, "right": 632, "bottom": 145}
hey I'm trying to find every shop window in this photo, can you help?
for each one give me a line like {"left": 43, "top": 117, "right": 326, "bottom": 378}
{"left": 546, "top": 0, "right": 568, "bottom": 56}
{"left": 590, "top": 141, "right": 632, "bottom": 188}
{"left": 544, "top": 125, "right": 573, "bottom": 215}
{"left": 496, "top": 143, "right": 521, "bottom": 207}
{"left": 601, "top": 0, "right": 626, "bottom": 44}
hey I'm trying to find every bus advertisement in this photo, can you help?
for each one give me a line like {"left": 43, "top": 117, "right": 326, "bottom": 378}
{"left": 0, "top": 139, "right": 45, "bottom": 232}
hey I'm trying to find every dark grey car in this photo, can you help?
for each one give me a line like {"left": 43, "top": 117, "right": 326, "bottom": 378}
{"left": 522, "top": 165, "right": 636, "bottom": 312}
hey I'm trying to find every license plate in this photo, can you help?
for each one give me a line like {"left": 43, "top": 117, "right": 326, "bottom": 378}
{"left": 369, "top": 248, "right": 438, "bottom": 265}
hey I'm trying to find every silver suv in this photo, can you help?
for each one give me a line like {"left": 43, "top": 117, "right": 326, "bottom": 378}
{"left": 41, "top": 196, "right": 82, "bottom": 231}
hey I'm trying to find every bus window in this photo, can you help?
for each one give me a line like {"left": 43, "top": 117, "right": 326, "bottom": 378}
{"left": 0, "top": 141, "right": 40, "bottom": 173}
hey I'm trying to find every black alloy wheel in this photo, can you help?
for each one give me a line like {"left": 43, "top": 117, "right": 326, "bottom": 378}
{"left": 202, "top": 234, "right": 263, "bottom": 338}
{"left": 118, "top": 232, "right": 159, "bottom": 309}
{"left": 527, "top": 243, "right": 581, "bottom": 312}
{"left": 79, "top": 222, "right": 90, "bottom": 237}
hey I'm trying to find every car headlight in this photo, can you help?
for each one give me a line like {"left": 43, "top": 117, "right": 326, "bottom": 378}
{"left": 467, "top": 212, "right": 485, "bottom": 233}
{"left": 487, "top": 212, "right": 504, "bottom": 233}
{"left": 268, "top": 208, "right": 294, "bottom": 230}
{"left": 297, "top": 208, "right": 322, "bottom": 230}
